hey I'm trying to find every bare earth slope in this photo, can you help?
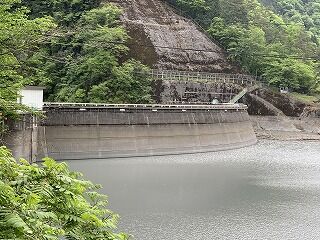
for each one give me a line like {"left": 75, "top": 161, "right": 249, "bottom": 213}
{"left": 110, "top": 0, "right": 238, "bottom": 72}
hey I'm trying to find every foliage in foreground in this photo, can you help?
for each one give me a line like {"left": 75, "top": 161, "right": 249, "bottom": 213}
{"left": 0, "top": 146, "right": 128, "bottom": 240}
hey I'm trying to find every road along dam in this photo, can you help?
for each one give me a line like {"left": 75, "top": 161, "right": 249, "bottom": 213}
{"left": 4, "top": 103, "right": 257, "bottom": 161}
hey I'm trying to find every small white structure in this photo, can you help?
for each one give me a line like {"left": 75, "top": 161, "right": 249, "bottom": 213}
{"left": 280, "top": 87, "right": 289, "bottom": 94}
{"left": 17, "top": 86, "right": 45, "bottom": 110}
{"left": 211, "top": 98, "right": 220, "bottom": 104}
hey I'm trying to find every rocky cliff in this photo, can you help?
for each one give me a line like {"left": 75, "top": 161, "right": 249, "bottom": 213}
{"left": 111, "top": 0, "right": 238, "bottom": 72}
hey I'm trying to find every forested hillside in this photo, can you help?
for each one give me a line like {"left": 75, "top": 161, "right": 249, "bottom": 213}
{"left": 1, "top": 0, "right": 319, "bottom": 116}
{"left": 261, "top": 0, "right": 320, "bottom": 43}
{"left": 0, "top": 0, "right": 54, "bottom": 123}
{"left": 0, "top": 0, "right": 151, "bottom": 111}
{"left": 169, "top": 0, "right": 320, "bottom": 94}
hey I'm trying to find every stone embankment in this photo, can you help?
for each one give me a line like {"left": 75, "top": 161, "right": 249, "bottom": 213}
{"left": 241, "top": 87, "right": 320, "bottom": 140}
{"left": 110, "top": 0, "right": 238, "bottom": 72}
{"left": 251, "top": 115, "right": 320, "bottom": 141}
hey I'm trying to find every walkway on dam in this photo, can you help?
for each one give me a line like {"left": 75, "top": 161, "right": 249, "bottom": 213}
{"left": 43, "top": 102, "right": 248, "bottom": 111}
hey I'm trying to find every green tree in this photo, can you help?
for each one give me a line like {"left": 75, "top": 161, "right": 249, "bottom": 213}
{"left": 220, "top": 0, "right": 249, "bottom": 25}
{"left": 30, "top": 3, "right": 152, "bottom": 104}
{"left": 0, "top": 0, "right": 53, "bottom": 128}
{"left": 172, "top": 0, "right": 208, "bottom": 11}
{"left": 0, "top": 146, "right": 128, "bottom": 239}
{"left": 21, "top": 0, "right": 101, "bottom": 26}
{"left": 203, "top": 0, "right": 319, "bottom": 93}
{"left": 263, "top": 59, "right": 316, "bottom": 93}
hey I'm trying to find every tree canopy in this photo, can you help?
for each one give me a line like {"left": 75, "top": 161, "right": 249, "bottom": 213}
{"left": 0, "top": 0, "right": 152, "bottom": 114}
{"left": 168, "top": 0, "right": 320, "bottom": 93}
{"left": 19, "top": 0, "right": 152, "bottom": 104}
{"left": 0, "top": 0, "right": 54, "bottom": 127}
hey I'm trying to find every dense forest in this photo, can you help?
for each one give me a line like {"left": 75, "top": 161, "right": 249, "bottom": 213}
{"left": 1, "top": 0, "right": 320, "bottom": 120}
{"left": 1, "top": 0, "right": 151, "bottom": 113}
{"left": 169, "top": 0, "right": 320, "bottom": 93}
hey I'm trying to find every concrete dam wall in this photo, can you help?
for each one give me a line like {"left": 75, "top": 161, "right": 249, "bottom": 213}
{"left": 33, "top": 105, "right": 257, "bottom": 160}
{"left": 3, "top": 105, "right": 257, "bottom": 161}
{"left": 2, "top": 115, "right": 37, "bottom": 161}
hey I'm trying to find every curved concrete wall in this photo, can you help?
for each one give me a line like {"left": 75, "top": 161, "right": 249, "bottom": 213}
{"left": 37, "top": 109, "right": 257, "bottom": 160}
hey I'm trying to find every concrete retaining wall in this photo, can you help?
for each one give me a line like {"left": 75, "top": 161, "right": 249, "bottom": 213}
{"left": 37, "top": 108, "right": 257, "bottom": 160}
{"left": 44, "top": 108, "right": 250, "bottom": 126}
{"left": 1, "top": 115, "right": 37, "bottom": 161}
{"left": 38, "top": 122, "right": 256, "bottom": 160}
{"left": 4, "top": 108, "right": 257, "bottom": 160}
{"left": 3, "top": 128, "right": 33, "bottom": 160}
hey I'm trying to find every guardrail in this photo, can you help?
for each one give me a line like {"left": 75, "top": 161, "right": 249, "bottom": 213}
{"left": 43, "top": 102, "right": 248, "bottom": 110}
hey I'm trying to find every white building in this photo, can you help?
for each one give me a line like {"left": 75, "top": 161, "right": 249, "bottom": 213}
{"left": 17, "top": 86, "right": 45, "bottom": 110}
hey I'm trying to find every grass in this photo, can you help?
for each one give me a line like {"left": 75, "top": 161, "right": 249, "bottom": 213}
{"left": 289, "top": 92, "right": 319, "bottom": 104}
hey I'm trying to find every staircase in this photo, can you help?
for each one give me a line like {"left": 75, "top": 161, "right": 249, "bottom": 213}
{"left": 229, "top": 85, "right": 261, "bottom": 104}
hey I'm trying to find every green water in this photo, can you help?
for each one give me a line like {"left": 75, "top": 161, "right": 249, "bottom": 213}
{"left": 68, "top": 140, "right": 320, "bottom": 239}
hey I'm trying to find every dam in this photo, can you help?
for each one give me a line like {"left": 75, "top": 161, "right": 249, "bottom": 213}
{"left": 4, "top": 103, "right": 257, "bottom": 161}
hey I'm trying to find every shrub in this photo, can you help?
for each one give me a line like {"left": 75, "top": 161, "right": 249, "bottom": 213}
{"left": 0, "top": 146, "right": 128, "bottom": 240}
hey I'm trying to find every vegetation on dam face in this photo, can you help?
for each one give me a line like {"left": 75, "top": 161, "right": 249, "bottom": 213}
{"left": 0, "top": 146, "right": 128, "bottom": 239}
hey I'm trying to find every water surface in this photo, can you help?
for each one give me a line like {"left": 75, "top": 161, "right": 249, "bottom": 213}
{"left": 67, "top": 140, "right": 320, "bottom": 239}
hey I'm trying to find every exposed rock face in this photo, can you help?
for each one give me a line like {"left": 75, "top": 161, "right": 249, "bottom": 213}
{"left": 243, "top": 89, "right": 308, "bottom": 117}
{"left": 253, "top": 89, "right": 306, "bottom": 117}
{"left": 111, "top": 0, "right": 238, "bottom": 72}
{"left": 245, "top": 93, "right": 285, "bottom": 116}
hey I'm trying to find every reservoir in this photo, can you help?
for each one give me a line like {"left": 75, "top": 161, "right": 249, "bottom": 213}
{"left": 67, "top": 140, "right": 320, "bottom": 239}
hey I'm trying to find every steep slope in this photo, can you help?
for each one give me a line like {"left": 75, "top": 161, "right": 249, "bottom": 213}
{"left": 111, "top": 0, "right": 238, "bottom": 73}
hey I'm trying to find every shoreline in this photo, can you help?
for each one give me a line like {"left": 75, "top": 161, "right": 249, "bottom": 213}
{"left": 251, "top": 115, "right": 320, "bottom": 141}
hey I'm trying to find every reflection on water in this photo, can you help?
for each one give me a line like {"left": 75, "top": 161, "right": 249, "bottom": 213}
{"left": 67, "top": 140, "right": 320, "bottom": 239}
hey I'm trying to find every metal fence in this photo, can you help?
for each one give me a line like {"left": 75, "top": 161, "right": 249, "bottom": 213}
{"left": 43, "top": 102, "right": 247, "bottom": 110}
{"left": 150, "top": 69, "right": 262, "bottom": 86}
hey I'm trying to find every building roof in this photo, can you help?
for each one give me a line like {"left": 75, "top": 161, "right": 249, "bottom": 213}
{"left": 23, "top": 86, "right": 46, "bottom": 90}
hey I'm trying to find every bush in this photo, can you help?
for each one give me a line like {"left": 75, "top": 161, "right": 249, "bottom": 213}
{"left": 0, "top": 146, "right": 128, "bottom": 240}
